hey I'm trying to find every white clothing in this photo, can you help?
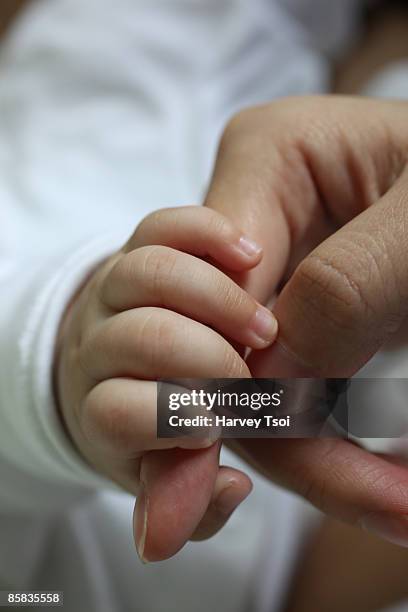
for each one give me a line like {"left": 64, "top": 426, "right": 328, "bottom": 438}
{"left": 1, "top": 2, "right": 407, "bottom": 612}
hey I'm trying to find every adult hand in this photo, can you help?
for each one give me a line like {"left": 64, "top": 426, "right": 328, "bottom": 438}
{"left": 203, "top": 95, "right": 408, "bottom": 547}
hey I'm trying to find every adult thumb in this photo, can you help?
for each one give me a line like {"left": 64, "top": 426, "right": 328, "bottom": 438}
{"left": 248, "top": 166, "right": 408, "bottom": 378}
{"left": 241, "top": 168, "right": 408, "bottom": 547}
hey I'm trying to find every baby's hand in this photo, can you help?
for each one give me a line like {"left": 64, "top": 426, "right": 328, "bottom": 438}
{"left": 54, "top": 205, "right": 277, "bottom": 559}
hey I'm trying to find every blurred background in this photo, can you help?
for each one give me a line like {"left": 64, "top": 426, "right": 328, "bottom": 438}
{"left": 1, "top": 2, "right": 408, "bottom": 612}
{"left": 1, "top": 0, "right": 408, "bottom": 90}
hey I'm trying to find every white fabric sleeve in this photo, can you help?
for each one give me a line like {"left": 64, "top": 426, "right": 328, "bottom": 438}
{"left": 0, "top": 233, "right": 128, "bottom": 513}
{"left": 0, "top": 0, "right": 168, "bottom": 514}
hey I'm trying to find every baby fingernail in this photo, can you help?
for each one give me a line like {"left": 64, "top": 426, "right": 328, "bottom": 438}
{"left": 135, "top": 485, "right": 149, "bottom": 563}
{"left": 248, "top": 306, "right": 278, "bottom": 347}
{"left": 238, "top": 236, "right": 263, "bottom": 258}
{"left": 359, "top": 512, "right": 408, "bottom": 547}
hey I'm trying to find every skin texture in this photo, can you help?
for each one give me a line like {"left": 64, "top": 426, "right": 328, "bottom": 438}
{"left": 56, "top": 96, "right": 408, "bottom": 563}
{"left": 3, "top": 0, "right": 407, "bottom": 561}
{"left": 5, "top": 0, "right": 408, "bottom": 601}
{"left": 54, "top": 205, "right": 275, "bottom": 561}
{"left": 201, "top": 95, "right": 408, "bottom": 550}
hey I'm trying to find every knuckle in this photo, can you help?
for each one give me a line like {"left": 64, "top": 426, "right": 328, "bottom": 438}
{"left": 219, "top": 97, "right": 324, "bottom": 151}
{"left": 82, "top": 383, "right": 131, "bottom": 452}
{"left": 125, "top": 208, "right": 176, "bottom": 251}
{"left": 292, "top": 439, "right": 341, "bottom": 513}
{"left": 137, "top": 308, "right": 179, "bottom": 371}
{"left": 78, "top": 315, "right": 130, "bottom": 380}
{"left": 98, "top": 252, "right": 137, "bottom": 308}
{"left": 294, "top": 250, "right": 375, "bottom": 331}
{"left": 77, "top": 330, "right": 99, "bottom": 381}
{"left": 139, "top": 245, "right": 178, "bottom": 298}
{"left": 170, "top": 205, "right": 194, "bottom": 227}
{"left": 141, "top": 208, "right": 163, "bottom": 228}
{"left": 83, "top": 254, "right": 120, "bottom": 311}
{"left": 81, "top": 384, "right": 110, "bottom": 443}
{"left": 207, "top": 211, "right": 234, "bottom": 242}
{"left": 220, "top": 99, "right": 299, "bottom": 144}
{"left": 133, "top": 209, "right": 163, "bottom": 240}
{"left": 103, "top": 254, "right": 133, "bottom": 292}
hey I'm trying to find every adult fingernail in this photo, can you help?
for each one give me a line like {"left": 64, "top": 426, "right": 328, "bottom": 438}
{"left": 237, "top": 236, "right": 263, "bottom": 258}
{"left": 248, "top": 306, "right": 278, "bottom": 347}
{"left": 214, "top": 482, "right": 251, "bottom": 516}
{"left": 359, "top": 512, "right": 408, "bottom": 547}
{"left": 135, "top": 485, "right": 149, "bottom": 563}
